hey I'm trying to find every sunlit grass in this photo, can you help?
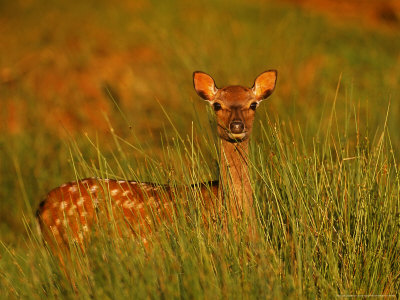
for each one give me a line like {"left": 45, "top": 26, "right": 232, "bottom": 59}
{"left": 1, "top": 0, "right": 400, "bottom": 298}
{"left": 1, "top": 94, "right": 400, "bottom": 298}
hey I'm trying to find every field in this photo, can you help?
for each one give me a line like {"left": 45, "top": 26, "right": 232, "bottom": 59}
{"left": 1, "top": 0, "right": 400, "bottom": 298}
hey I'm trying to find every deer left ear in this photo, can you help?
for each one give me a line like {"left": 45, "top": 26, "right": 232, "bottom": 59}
{"left": 252, "top": 70, "right": 277, "bottom": 101}
{"left": 193, "top": 71, "right": 218, "bottom": 101}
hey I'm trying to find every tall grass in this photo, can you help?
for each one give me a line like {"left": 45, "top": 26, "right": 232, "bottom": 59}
{"left": 1, "top": 95, "right": 399, "bottom": 299}
{"left": 1, "top": 0, "right": 400, "bottom": 298}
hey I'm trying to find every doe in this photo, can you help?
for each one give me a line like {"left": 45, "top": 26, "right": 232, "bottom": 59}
{"left": 36, "top": 70, "right": 277, "bottom": 250}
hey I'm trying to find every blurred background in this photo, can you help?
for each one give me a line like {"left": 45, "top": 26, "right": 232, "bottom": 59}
{"left": 0, "top": 0, "right": 399, "bottom": 245}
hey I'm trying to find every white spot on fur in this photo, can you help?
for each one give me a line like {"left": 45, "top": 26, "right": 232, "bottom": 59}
{"left": 60, "top": 201, "right": 68, "bottom": 210}
{"left": 55, "top": 219, "right": 61, "bottom": 225}
{"left": 81, "top": 211, "right": 88, "bottom": 217}
{"left": 136, "top": 203, "right": 144, "bottom": 209}
{"left": 68, "top": 185, "right": 78, "bottom": 193}
{"left": 61, "top": 183, "right": 67, "bottom": 188}
{"left": 82, "top": 225, "right": 89, "bottom": 232}
{"left": 68, "top": 207, "right": 75, "bottom": 216}
{"left": 90, "top": 185, "right": 98, "bottom": 193}
{"left": 144, "top": 185, "right": 155, "bottom": 192}
{"left": 111, "top": 189, "right": 119, "bottom": 196}
{"left": 77, "top": 197, "right": 85, "bottom": 206}
{"left": 51, "top": 226, "right": 59, "bottom": 235}
{"left": 123, "top": 201, "right": 135, "bottom": 209}
{"left": 122, "top": 190, "right": 131, "bottom": 196}
{"left": 103, "top": 179, "right": 110, "bottom": 183}
{"left": 118, "top": 180, "right": 126, "bottom": 184}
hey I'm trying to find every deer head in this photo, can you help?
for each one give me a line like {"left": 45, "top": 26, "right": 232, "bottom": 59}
{"left": 193, "top": 70, "right": 277, "bottom": 143}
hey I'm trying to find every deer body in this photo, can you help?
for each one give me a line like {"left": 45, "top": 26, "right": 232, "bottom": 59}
{"left": 36, "top": 70, "right": 277, "bottom": 250}
{"left": 37, "top": 178, "right": 218, "bottom": 248}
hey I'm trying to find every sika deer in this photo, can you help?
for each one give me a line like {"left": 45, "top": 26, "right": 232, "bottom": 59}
{"left": 36, "top": 70, "right": 277, "bottom": 251}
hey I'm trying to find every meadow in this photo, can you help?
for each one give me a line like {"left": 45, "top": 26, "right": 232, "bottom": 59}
{"left": 1, "top": 0, "right": 400, "bottom": 298}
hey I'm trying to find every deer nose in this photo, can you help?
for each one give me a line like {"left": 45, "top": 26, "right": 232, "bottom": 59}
{"left": 229, "top": 120, "right": 245, "bottom": 134}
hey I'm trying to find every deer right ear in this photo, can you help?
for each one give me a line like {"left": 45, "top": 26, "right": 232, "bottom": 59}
{"left": 193, "top": 71, "right": 218, "bottom": 101}
{"left": 252, "top": 70, "right": 277, "bottom": 101}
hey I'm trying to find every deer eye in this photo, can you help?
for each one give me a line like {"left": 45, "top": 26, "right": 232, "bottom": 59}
{"left": 213, "top": 102, "right": 222, "bottom": 111}
{"left": 250, "top": 102, "right": 258, "bottom": 111}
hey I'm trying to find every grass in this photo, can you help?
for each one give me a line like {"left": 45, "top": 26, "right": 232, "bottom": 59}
{"left": 1, "top": 101, "right": 400, "bottom": 298}
{"left": 1, "top": 0, "right": 400, "bottom": 298}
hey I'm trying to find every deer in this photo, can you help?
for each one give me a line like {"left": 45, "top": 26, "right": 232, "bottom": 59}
{"left": 36, "top": 69, "right": 277, "bottom": 254}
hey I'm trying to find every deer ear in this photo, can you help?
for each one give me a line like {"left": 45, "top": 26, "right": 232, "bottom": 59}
{"left": 252, "top": 70, "right": 277, "bottom": 101}
{"left": 193, "top": 71, "right": 218, "bottom": 101}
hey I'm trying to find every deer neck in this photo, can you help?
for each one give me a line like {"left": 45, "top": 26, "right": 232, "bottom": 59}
{"left": 219, "top": 138, "right": 254, "bottom": 219}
